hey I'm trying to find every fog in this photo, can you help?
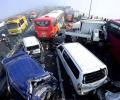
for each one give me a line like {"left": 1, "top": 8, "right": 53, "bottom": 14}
{"left": 0, "top": 0, "right": 119, "bottom": 19}
{"left": 70, "top": 0, "right": 120, "bottom": 19}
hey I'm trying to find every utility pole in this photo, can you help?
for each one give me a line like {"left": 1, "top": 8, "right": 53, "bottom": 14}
{"left": 88, "top": 0, "right": 92, "bottom": 18}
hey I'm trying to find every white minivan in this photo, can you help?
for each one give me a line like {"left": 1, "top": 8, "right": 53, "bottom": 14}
{"left": 56, "top": 42, "right": 108, "bottom": 95}
{"left": 23, "top": 36, "right": 43, "bottom": 57}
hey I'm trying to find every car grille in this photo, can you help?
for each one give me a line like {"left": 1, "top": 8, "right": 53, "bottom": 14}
{"left": 84, "top": 69, "right": 106, "bottom": 84}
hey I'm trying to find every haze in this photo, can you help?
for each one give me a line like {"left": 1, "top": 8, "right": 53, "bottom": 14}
{"left": 0, "top": 0, "right": 120, "bottom": 19}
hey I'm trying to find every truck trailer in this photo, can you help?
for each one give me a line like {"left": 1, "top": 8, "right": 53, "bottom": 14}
{"left": 65, "top": 19, "right": 107, "bottom": 43}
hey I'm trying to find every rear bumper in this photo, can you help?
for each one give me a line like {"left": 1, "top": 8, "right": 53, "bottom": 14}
{"left": 36, "top": 34, "right": 54, "bottom": 40}
{"left": 77, "top": 77, "right": 107, "bottom": 95}
{"left": 35, "top": 31, "right": 55, "bottom": 40}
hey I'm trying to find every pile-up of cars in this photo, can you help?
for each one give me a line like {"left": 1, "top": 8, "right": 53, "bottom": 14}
{"left": 1, "top": 9, "right": 120, "bottom": 100}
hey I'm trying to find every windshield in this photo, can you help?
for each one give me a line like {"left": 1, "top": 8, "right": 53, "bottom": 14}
{"left": 7, "top": 23, "right": 18, "bottom": 29}
{"left": 27, "top": 45, "right": 39, "bottom": 51}
{"left": 35, "top": 21, "right": 50, "bottom": 27}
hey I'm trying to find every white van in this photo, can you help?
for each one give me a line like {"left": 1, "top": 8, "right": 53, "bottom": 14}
{"left": 23, "top": 36, "right": 43, "bottom": 57}
{"left": 56, "top": 42, "right": 108, "bottom": 95}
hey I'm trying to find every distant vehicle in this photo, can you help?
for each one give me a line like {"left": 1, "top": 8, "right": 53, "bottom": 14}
{"left": 0, "top": 21, "right": 5, "bottom": 28}
{"left": 22, "top": 36, "right": 44, "bottom": 57}
{"left": 34, "top": 10, "right": 64, "bottom": 39}
{"left": 0, "top": 21, "right": 5, "bottom": 33}
{"left": 6, "top": 16, "right": 28, "bottom": 35}
{"left": 65, "top": 19, "right": 107, "bottom": 43}
{"left": 65, "top": 12, "right": 74, "bottom": 22}
{"left": 56, "top": 42, "right": 108, "bottom": 95}
{"left": 2, "top": 50, "right": 58, "bottom": 100}
{"left": 65, "top": 14, "right": 74, "bottom": 22}
{"left": 29, "top": 11, "right": 38, "bottom": 22}
{"left": 106, "top": 19, "right": 120, "bottom": 64}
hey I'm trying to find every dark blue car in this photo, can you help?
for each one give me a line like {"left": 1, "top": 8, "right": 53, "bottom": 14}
{"left": 0, "top": 62, "right": 6, "bottom": 96}
{"left": 2, "top": 50, "right": 57, "bottom": 100}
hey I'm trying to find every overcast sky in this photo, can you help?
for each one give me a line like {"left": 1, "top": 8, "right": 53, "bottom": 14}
{"left": 70, "top": 0, "right": 120, "bottom": 19}
{"left": 0, "top": 0, "right": 120, "bottom": 19}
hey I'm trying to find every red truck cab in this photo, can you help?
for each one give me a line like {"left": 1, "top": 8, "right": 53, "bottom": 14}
{"left": 34, "top": 16, "right": 59, "bottom": 40}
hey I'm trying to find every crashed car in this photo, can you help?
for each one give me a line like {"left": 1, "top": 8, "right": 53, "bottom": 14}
{"left": 0, "top": 62, "right": 7, "bottom": 96}
{"left": 2, "top": 50, "right": 58, "bottom": 100}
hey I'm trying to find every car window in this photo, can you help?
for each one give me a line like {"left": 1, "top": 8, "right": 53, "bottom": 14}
{"left": 20, "top": 19, "right": 24, "bottom": 25}
{"left": 7, "top": 23, "right": 18, "bottom": 29}
{"left": 63, "top": 51, "right": 79, "bottom": 79}
{"left": 35, "top": 21, "right": 50, "bottom": 27}
{"left": 27, "top": 45, "right": 39, "bottom": 51}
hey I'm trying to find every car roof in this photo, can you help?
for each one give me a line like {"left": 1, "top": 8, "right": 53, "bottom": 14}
{"left": 34, "top": 16, "right": 54, "bottom": 21}
{"left": 62, "top": 43, "right": 107, "bottom": 74}
{"left": 23, "top": 36, "right": 40, "bottom": 47}
{"left": 43, "top": 10, "right": 64, "bottom": 19}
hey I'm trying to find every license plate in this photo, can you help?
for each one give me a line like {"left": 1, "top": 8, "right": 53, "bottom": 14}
{"left": 42, "top": 32, "right": 46, "bottom": 37}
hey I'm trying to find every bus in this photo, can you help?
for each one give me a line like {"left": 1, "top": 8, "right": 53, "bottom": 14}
{"left": 6, "top": 16, "right": 28, "bottom": 35}
{"left": 34, "top": 10, "right": 64, "bottom": 39}
{"left": 106, "top": 19, "right": 120, "bottom": 64}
